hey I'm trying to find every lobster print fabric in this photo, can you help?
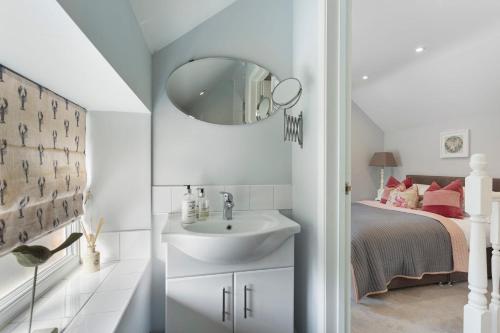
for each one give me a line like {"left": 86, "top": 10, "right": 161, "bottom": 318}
{"left": 0, "top": 65, "right": 87, "bottom": 256}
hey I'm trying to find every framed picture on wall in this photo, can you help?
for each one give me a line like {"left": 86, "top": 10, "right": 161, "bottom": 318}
{"left": 440, "top": 129, "right": 469, "bottom": 158}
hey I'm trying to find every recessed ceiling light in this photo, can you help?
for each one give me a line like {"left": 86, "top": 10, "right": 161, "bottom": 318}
{"left": 199, "top": 90, "right": 206, "bottom": 96}
{"left": 362, "top": 75, "right": 369, "bottom": 80}
{"left": 415, "top": 46, "right": 425, "bottom": 53}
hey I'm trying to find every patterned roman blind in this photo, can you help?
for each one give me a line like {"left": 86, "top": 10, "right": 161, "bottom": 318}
{"left": 0, "top": 65, "right": 87, "bottom": 256}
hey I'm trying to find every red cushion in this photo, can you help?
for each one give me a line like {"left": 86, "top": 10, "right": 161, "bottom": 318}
{"left": 426, "top": 180, "right": 464, "bottom": 206}
{"left": 402, "top": 177, "right": 413, "bottom": 188}
{"left": 443, "top": 179, "right": 464, "bottom": 207}
{"left": 427, "top": 181, "right": 441, "bottom": 192}
{"left": 422, "top": 180, "right": 464, "bottom": 218}
{"left": 381, "top": 177, "right": 413, "bottom": 204}
{"left": 386, "top": 176, "right": 401, "bottom": 188}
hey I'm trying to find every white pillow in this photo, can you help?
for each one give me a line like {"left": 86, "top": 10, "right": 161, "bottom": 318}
{"left": 416, "top": 183, "right": 430, "bottom": 195}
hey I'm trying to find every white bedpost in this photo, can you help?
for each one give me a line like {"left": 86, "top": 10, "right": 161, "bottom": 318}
{"left": 464, "top": 154, "right": 492, "bottom": 333}
{"left": 489, "top": 194, "right": 500, "bottom": 332}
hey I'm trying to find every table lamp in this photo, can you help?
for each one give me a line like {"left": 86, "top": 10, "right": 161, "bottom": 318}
{"left": 369, "top": 152, "right": 398, "bottom": 200}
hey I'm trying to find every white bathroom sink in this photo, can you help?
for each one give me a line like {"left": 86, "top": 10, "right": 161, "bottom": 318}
{"left": 162, "top": 211, "right": 300, "bottom": 264}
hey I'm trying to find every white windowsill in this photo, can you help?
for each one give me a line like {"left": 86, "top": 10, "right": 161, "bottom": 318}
{"left": 0, "top": 259, "right": 150, "bottom": 333}
{"left": 0, "top": 255, "right": 80, "bottom": 328}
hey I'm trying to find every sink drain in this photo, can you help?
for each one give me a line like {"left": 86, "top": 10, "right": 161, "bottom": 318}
{"left": 226, "top": 225, "right": 232, "bottom": 230}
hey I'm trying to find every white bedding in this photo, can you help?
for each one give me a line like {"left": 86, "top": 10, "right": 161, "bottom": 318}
{"left": 450, "top": 217, "right": 491, "bottom": 248}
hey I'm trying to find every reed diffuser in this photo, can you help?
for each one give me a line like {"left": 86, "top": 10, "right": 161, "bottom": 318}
{"left": 80, "top": 218, "right": 104, "bottom": 272}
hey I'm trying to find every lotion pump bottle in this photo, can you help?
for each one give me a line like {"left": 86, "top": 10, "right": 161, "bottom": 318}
{"left": 181, "top": 185, "right": 196, "bottom": 223}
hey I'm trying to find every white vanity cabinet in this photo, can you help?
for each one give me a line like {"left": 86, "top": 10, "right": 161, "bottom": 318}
{"left": 234, "top": 267, "right": 294, "bottom": 333}
{"left": 162, "top": 211, "right": 300, "bottom": 333}
{"left": 166, "top": 273, "right": 234, "bottom": 333}
{"left": 166, "top": 267, "right": 294, "bottom": 333}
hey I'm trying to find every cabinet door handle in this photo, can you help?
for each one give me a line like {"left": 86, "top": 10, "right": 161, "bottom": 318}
{"left": 244, "top": 285, "right": 252, "bottom": 318}
{"left": 222, "top": 288, "right": 230, "bottom": 322}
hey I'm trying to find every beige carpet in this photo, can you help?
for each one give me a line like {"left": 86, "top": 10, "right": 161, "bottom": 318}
{"left": 351, "top": 282, "right": 477, "bottom": 333}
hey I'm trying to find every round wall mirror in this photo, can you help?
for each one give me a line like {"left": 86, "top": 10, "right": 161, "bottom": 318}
{"left": 272, "top": 78, "right": 302, "bottom": 109}
{"left": 166, "top": 57, "right": 280, "bottom": 125}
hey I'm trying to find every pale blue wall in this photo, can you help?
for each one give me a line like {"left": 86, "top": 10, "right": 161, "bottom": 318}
{"left": 86, "top": 111, "right": 151, "bottom": 232}
{"left": 152, "top": 0, "right": 293, "bottom": 186}
{"left": 57, "top": 0, "right": 152, "bottom": 110}
{"left": 291, "top": 0, "right": 324, "bottom": 331}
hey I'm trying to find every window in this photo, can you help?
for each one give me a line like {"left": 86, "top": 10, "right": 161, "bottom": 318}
{"left": 0, "top": 222, "right": 80, "bottom": 325}
{"left": 0, "top": 227, "right": 67, "bottom": 300}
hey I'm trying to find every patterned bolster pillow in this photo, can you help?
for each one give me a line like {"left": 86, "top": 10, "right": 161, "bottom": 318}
{"left": 422, "top": 184, "right": 463, "bottom": 218}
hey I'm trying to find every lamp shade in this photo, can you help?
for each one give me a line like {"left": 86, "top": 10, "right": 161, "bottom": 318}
{"left": 369, "top": 152, "right": 397, "bottom": 167}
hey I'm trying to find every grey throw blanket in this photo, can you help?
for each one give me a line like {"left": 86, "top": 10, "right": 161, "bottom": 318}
{"left": 351, "top": 202, "right": 453, "bottom": 300}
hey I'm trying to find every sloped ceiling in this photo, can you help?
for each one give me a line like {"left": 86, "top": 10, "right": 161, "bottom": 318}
{"left": 128, "top": 0, "right": 239, "bottom": 52}
{"left": 1, "top": 0, "right": 149, "bottom": 113}
{"left": 352, "top": 0, "right": 500, "bottom": 131}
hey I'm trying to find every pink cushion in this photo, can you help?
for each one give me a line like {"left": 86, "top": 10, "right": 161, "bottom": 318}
{"left": 386, "top": 176, "right": 401, "bottom": 188}
{"left": 443, "top": 179, "right": 465, "bottom": 208}
{"left": 422, "top": 180, "right": 464, "bottom": 218}
{"left": 380, "top": 176, "right": 413, "bottom": 204}
{"left": 402, "top": 177, "right": 414, "bottom": 189}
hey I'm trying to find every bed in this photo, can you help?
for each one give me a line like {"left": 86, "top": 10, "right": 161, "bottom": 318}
{"left": 351, "top": 175, "right": 497, "bottom": 301}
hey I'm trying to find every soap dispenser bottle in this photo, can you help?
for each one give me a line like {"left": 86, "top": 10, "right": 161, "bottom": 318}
{"left": 181, "top": 185, "right": 196, "bottom": 223}
{"left": 197, "top": 188, "right": 210, "bottom": 221}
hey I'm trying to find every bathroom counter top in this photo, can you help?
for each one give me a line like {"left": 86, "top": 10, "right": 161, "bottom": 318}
{"left": 1, "top": 259, "right": 150, "bottom": 333}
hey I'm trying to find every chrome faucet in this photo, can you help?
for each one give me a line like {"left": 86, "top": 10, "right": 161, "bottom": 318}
{"left": 220, "top": 192, "right": 234, "bottom": 220}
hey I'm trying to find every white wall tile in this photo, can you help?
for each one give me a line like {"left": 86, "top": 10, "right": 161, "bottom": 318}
{"left": 250, "top": 185, "right": 274, "bottom": 210}
{"left": 152, "top": 215, "right": 169, "bottom": 263}
{"left": 66, "top": 264, "right": 115, "bottom": 294}
{"left": 170, "top": 185, "right": 225, "bottom": 213}
{"left": 98, "top": 273, "right": 141, "bottom": 292}
{"left": 112, "top": 259, "right": 149, "bottom": 275}
{"left": 119, "top": 230, "right": 151, "bottom": 260}
{"left": 224, "top": 185, "right": 250, "bottom": 211}
{"left": 153, "top": 184, "right": 294, "bottom": 215}
{"left": 80, "top": 289, "right": 133, "bottom": 315}
{"left": 152, "top": 187, "right": 172, "bottom": 214}
{"left": 96, "top": 232, "right": 120, "bottom": 263}
{"left": 66, "top": 311, "right": 122, "bottom": 333}
{"left": 170, "top": 186, "right": 186, "bottom": 213}
{"left": 274, "top": 184, "right": 293, "bottom": 209}
{"left": 193, "top": 185, "right": 224, "bottom": 212}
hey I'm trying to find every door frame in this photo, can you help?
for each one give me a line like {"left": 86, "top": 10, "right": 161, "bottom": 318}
{"left": 324, "top": 0, "right": 352, "bottom": 332}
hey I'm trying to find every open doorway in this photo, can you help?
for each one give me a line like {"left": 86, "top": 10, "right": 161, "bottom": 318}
{"left": 349, "top": 0, "right": 500, "bottom": 332}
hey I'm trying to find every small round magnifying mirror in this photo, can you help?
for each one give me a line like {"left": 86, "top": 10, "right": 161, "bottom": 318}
{"left": 272, "top": 78, "right": 302, "bottom": 109}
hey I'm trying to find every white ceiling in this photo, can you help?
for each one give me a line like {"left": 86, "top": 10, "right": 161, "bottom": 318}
{"left": 1, "top": 0, "right": 149, "bottom": 114}
{"left": 352, "top": 0, "right": 500, "bottom": 131}
{"left": 128, "top": 0, "right": 239, "bottom": 52}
